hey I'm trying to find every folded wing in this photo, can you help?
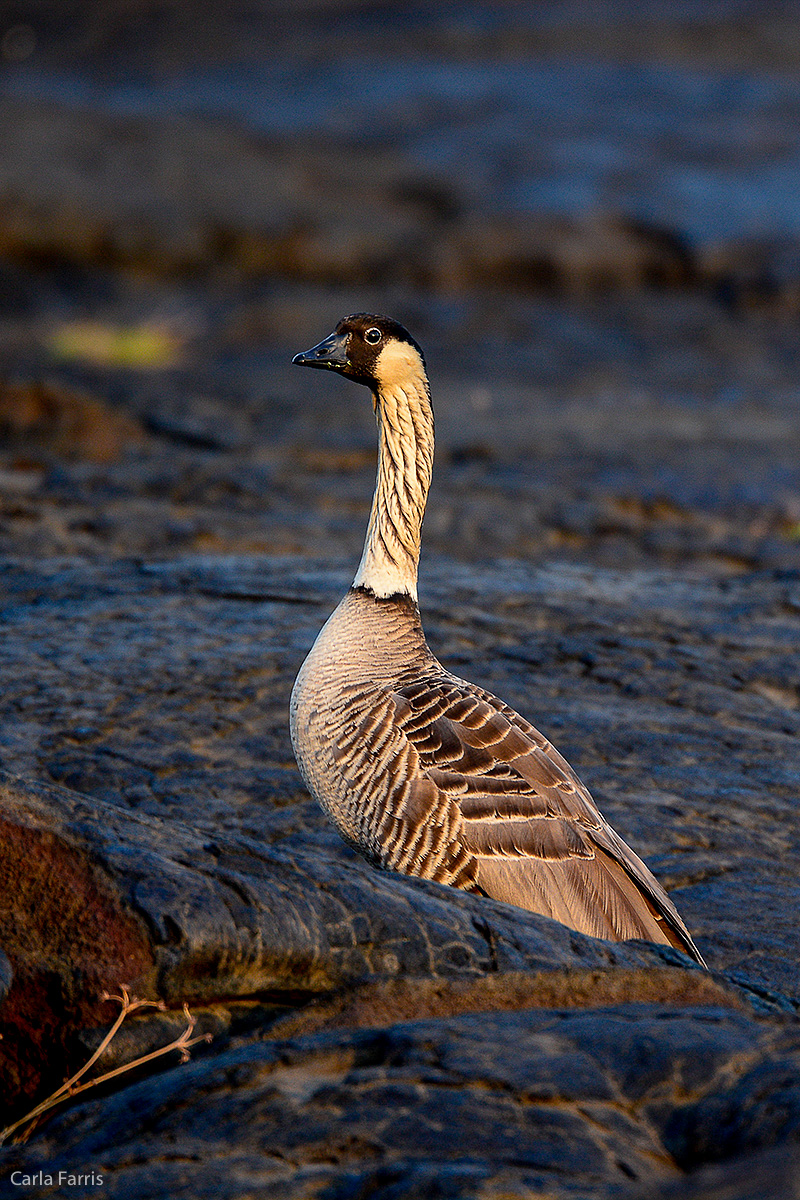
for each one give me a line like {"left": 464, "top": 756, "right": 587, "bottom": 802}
{"left": 391, "top": 670, "right": 704, "bottom": 964}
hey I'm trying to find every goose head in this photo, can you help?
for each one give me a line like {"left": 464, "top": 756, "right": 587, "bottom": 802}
{"left": 292, "top": 313, "right": 427, "bottom": 393}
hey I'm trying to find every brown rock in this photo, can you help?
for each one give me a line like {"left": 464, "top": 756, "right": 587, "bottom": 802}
{"left": 0, "top": 783, "right": 154, "bottom": 1116}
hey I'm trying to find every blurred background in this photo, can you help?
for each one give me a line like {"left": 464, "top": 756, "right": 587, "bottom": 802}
{"left": 1, "top": 0, "right": 799, "bottom": 572}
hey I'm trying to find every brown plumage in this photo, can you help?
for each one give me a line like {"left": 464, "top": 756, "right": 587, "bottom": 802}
{"left": 290, "top": 314, "right": 705, "bottom": 965}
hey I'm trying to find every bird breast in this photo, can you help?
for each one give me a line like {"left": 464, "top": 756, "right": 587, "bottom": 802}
{"left": 289, "top": 587, "right": 431, "bottom": 847}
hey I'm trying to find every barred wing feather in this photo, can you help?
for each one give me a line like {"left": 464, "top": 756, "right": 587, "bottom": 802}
{"left": 390, "top": 671, "right": 704, "bottom": 963}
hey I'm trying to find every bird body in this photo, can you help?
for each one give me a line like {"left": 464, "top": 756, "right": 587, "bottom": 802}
{"left": 290, "top": 314, "right": 704, "bottom": 965}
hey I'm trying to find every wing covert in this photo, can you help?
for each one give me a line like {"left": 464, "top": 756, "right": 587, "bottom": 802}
{"left": 391, "top": 669, "right": 704, "bottom": 963}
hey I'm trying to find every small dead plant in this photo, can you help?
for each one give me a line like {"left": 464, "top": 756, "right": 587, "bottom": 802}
{"left": 0, "top": 987, "right": 212, "bottom": 1145}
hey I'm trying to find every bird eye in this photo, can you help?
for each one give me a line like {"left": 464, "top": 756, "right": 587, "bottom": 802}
{"left": 365, "top": 327, "right": 382, "bottom": 344}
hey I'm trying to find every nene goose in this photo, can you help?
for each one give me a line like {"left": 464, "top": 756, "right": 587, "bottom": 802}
{"left": 290, "top": 313, "right": 704, "bottom": 964}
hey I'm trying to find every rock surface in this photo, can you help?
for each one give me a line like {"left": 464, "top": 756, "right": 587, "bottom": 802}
{"left": 6, "top": 1003, "right": 800, "bottom": 1200}
{"left": 0, "top": 553, "right": 798, "bottom": 1196}
{"left": 1, "top": 3, "right": 800, "bottom": 1197}
{"left": 6, "top": 3, "right": 800, "bottom": 302}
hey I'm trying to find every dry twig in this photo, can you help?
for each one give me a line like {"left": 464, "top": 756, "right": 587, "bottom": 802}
{"left": 0, "top": 987, "right": 212, "bottom": 1145}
